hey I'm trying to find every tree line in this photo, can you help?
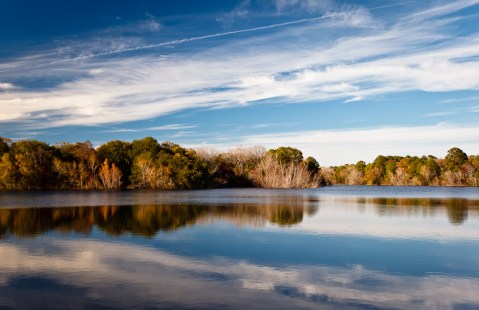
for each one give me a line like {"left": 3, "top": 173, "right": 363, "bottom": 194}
{"left": 0, "top": 136, "right": 477, "bottom": 189}
{"left": 0, "top": 136, "right": 321, "bottom": 190}
{"left": 322, "top": 147, "right": 479, "bottom": 186}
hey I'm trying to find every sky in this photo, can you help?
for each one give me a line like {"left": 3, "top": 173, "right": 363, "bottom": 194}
{"left": 1, "top": 0, "right": 479, "bottom": 166}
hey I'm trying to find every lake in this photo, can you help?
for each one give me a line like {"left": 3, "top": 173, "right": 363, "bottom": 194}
{"left": 1, "top": 186, "right": 479, "bottom": 309}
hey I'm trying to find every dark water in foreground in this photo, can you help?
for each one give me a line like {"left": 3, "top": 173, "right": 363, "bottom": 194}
{"left": 1, "top": 186, "right": 479, "bottom": 309}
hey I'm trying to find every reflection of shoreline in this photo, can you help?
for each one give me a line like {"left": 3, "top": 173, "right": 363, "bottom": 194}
{"left": 287, "top": 197, "right": 479, "bottom": 241}
{"left": 2, "top": 196, "right": 479, "bottom": 240}
{"left": 355, "top": 197, "right": 479, "bottom": 224}
{"left": 0, "top": 204, "right": 308, "bottom": 238}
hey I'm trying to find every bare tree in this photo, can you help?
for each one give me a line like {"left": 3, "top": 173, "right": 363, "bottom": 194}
{"left": 346, "top": 166, "right": 364, "bottom": 185}
{"left": 224, "top": 146, "right": 266, "bottom": 178}
{"left": 249, "top": 154, "right": 320, "bottom": 188}
{"left": 98, "top": 160, "right": 122, "bottom": 189}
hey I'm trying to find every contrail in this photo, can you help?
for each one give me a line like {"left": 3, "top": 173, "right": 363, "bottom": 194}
{"left": 1, "top": 2, "right": 409, "bottom": 71}
{"left": 53, "top": 3, "right": 406, "bottom": 63}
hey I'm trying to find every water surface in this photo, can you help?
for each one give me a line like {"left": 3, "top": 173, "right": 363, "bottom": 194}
{"left": 1, "top": 186, "right": 479, "bottom": 309}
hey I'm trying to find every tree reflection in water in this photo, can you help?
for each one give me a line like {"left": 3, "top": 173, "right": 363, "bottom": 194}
{"left": 0, "top": 204, "right": 307, "bottom": 238}
{"left": 1, "top": 196, "right": 478, "bottom": 238}
{"left": 358, "top": 197, "right": 478, "bottom": 224}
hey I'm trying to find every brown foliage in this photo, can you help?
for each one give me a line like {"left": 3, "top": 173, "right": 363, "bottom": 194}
{"left": 98, "top": 160, "right": 122, "bottom": 189}
{"left": 249, "top": 154, "right": 321, "bottom": 188}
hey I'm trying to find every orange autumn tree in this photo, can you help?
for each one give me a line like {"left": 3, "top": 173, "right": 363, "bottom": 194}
{"left": 98, "top": 159, "right": 122, "bottom": 189}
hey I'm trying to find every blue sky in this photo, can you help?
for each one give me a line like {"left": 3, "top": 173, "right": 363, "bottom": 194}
{"left": 1, "top": 0, "right": 479, "bottom": 165}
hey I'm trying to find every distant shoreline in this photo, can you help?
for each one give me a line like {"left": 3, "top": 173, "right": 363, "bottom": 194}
{"left": 1, "top": 137, "right": 478, "bottom": 190}
{"left": 3, "top": 184, "right": 479, "bottom": 192}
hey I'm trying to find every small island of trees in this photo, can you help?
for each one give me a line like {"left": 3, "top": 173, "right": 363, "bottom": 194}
{"left": 323, "top": 147, "right": 479, "bottom": 187}
{"left": 0, "top": 136, "right": 478, "bottom": 190}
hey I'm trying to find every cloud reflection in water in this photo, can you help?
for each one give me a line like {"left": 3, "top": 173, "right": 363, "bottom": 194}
{"left": 1, "top": 240, "right": 479, "bottom": 309}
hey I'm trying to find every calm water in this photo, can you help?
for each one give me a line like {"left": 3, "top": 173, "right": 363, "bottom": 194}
{"left": 1, "top": 186, "right": 479, "bottom": 309}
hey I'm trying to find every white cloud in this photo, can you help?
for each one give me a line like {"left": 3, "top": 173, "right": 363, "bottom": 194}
{"left": 103, "top": 124, "right": 196, "bottom": 133}
{"left": 191, "top": 123, "right": 479, "bottom": 166}
{"left": 423, "top": 111, "right": 457, "bottom": 117}
{"left": 103, "top": 14, "right": 162, "bottom": 33}
{"left": 0, "top": 112, "right": 23, "bottom": 120}
{"left": 0, "top": 82, "right": 15, "bottom": 90}
{"left": 217, "top": 0, "right": 250, "bottom": 26}
{"left": 0, "top": 1, "right": 478, "bottom": 130}
{"left": 274, "top": 0, "right": 333, "bottom": 14}
{"left": 469, "top": 105, "right": 479, "bottom": 112}
{"left": 441, "top": 96, "right": 479, "bottom": 103}
{"left": 147, "top": 124, "right": 197, "bottom": 130}
{"left": 89, "top": 69, "right": 103, "bottom": 75}
{"left": 141, "top": 19, "right": 161, "bottom": 32}
{"left": 408, "top": 0, "right": 479, "bottom": 20}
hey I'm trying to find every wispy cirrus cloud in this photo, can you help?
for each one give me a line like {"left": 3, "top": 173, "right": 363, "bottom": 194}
{"left": 0, "top": 2, "right": 411, "bottom": 74}
{"left": 423, "top": 111, "right": 457, "bottom": 117}
{"left": 407, "top": 0, "right": 479, "bottom": 20}
{"left": 273, "top": 0, "right": 334, "bottom": 14}
{"left": 103, "top": 124, "right": 196, "bottom": 133}
{"left": 441, "top": 96, "right": 479, "bottom": 103}
{"left": 0, "top": 0, "right": 479, "bottom": 133}
{"left": 216, "top": 0, "right": 251, "bottom": 26}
